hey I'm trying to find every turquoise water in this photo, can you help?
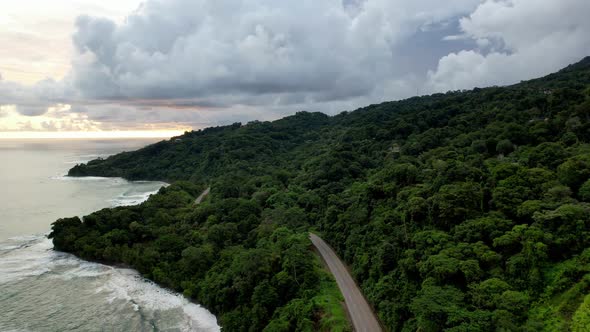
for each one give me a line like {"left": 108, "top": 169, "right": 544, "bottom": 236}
{"left": 0, "top": 139, "right": 219, "bottom": 331}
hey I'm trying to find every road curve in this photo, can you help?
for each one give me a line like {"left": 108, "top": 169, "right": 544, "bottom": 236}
{"left": 310, "top": 233, "right": 383, "bottom": 332}
{"left": 195, "top": 187, "right": 211, "bottom": 204}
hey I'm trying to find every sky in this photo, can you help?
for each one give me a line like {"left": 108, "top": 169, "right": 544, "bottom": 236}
{"left": 1, "top": 0, "right": 589, "bottom": 138}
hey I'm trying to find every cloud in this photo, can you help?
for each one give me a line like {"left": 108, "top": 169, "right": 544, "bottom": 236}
{"left": 1, "top": 0, "right": 589, "bottom": 132}
{"left": 0, "top": 105, "right": 13, "bottom": 118}
{"left": 2, "top": 0, "right": 480, "bottom": 131}
{"left": 0, "top": 103, "right": 103, "bottom": 131}
{"left": 427, "top": 0, "right": 590, "bottom": 91}
{"left": 0, "top": 77, "right": 76, "bottom": 116}
{"left": 69, "top": 0, "right": 480, "bottom": 103}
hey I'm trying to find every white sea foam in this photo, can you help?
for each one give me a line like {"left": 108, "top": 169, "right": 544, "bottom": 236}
{"left": 0, "top": 236, "right": 54, "bottom": 283}
{"left": 182, "top": 304, "right": 221, "bottom": 332}
{"left": 108, "top": 190, "right": 160, "bottom": 207}
{"left": 97, "top": 268, "right": 219, "bottom": 331}
{"left": 51, "top": 176, "right": 128, "bottom": 184}
{"left": 0, "top": 236, "right": 220, "bottom": 331}
{"left": 1, "top": 237, "right": 102, "bottom": 282}
{"left": 51, "top": 176, "right": 166, "bottom": 207}
{"left": 53, "top": 262, "right": 111, "bottom": 281}
{"left": 7, "top": 234, "right": 43, "bottom": 242}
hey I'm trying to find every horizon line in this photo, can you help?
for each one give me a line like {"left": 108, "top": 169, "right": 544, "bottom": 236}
{"left": 0, "top": 130, "right": 188, "bottom": 139}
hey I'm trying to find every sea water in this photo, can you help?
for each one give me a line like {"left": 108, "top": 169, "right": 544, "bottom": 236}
{"left": 0, "top": 139, "right": 219, "bottom": 331}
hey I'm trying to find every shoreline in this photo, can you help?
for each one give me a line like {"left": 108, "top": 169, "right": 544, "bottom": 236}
{"left": 0, "top": 235, "right": 219, "bottom": 331}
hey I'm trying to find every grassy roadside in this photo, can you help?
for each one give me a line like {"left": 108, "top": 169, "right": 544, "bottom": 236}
{"left": 311, "top": 251, "right": 352, "bottom": 332}
{"left": 526, "top": 250, "right": 590, "bottom": 331}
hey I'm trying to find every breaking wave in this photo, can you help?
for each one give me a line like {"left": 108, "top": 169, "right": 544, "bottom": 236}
{"left": 0, "top": 176, "right": 216, "bottom": 331}
{"left": 0, "top": 235, "right": 219, "bottom": 331}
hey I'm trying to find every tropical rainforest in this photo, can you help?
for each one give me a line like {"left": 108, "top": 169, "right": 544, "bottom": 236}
{"left": 51, "top": 57, "right": 590, "bottom": 331}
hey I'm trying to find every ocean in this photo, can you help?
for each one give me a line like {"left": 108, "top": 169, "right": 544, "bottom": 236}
{"left": 0, "top": 139, "right": 219, "bottom": 332}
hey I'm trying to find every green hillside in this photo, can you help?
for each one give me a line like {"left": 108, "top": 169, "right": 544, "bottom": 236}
{"left": 52, "top": 57, "right": 590, "bottom": 331}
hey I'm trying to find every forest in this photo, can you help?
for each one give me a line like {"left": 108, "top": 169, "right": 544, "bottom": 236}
{"left": 52, "top": 57, "right": 590, "bottom": 331}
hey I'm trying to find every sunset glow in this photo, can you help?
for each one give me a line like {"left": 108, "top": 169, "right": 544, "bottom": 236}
{"left": 0, "top": 130, "right": 187, "bottom": 139}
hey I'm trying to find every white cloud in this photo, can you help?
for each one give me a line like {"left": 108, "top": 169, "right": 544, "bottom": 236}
{"left": 1, "top": 0, "right": 589, "bottom": 132}
{"left": 427, "top": 0, "right": 590, "bottom": 91}
{"left": 0, "top": 0, "right": 141, "bottom": 84}
{"left": 0, "top": 77, "right": 75, "bottom": 116}
{"left": 69, "top": 0, "right": 480, "bottom": 103}
{"left": 0, "top": 104, "right": 103, "bottom": 132}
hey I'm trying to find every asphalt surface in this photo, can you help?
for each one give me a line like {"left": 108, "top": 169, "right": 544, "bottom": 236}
{"left": 194, "top": 187, "right": 210, "bottom": 204}
{"left": 310, "top": 233, "right": 383, "bottom": 332}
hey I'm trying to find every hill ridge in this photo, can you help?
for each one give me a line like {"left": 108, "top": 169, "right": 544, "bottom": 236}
{"left": 55, "top": 57, "right": 590, "bottom": 331}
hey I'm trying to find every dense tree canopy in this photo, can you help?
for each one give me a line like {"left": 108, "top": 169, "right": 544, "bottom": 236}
{"left": 53, "top": 57, "right": 590, "bottom": 331}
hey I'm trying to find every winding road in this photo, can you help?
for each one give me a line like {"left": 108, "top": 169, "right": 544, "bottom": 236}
{"left": 196, "top": 187, "right": 380, "bottom": 331}
{"left": 310, "top": 233, "right": 383, "bottom": 332}
{"left": 195, "top": 187, "right": 211, "bottom": 204}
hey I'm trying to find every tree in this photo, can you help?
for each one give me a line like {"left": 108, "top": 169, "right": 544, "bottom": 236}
{"left": 496, "top": 139, "right": 515, "bottom": 155}
{"left": 411, "top": 282, "right": 467, "bottom": 332}
{"left": 557, "top": 154, "right": 590, "bottom": 191}
{"left": 431, "top": 182, "right": 483, "bottom": 229}
{"left": 578, "top": 179, "right": 590, "bottom": 202}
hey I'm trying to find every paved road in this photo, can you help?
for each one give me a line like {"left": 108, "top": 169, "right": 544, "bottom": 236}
{"left": 310, "top": 233, "right": 383, "bottom": 332}
{"left": 195, "top": 187, "right": 210, "bottom": 204}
